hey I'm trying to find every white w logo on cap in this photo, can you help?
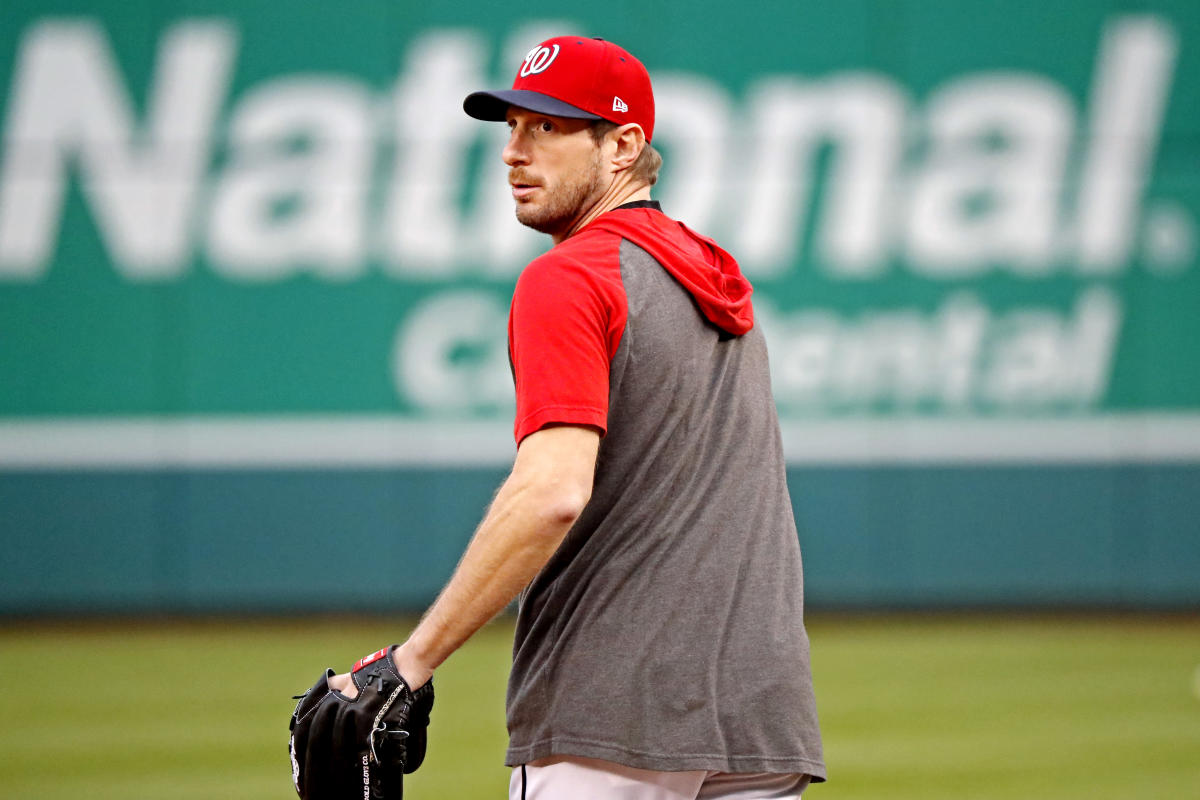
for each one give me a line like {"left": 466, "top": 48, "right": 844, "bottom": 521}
{"left": 520, "top": 44, "right": 560, "bottom": 77}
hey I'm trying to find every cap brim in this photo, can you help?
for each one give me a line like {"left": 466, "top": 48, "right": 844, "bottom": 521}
{"left": 463, "top": 89, "right": 603, "bottom": 122}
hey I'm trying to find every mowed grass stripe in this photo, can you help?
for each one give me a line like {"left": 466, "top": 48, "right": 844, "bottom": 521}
{"left": 1, "top": 615, "right": 1197, "bottom": 799}
{"left": 807, "top": 615, "right": 1200, "bottom": 799}
{"left": 0, "top": 618, "right": 513, "bottom": 800}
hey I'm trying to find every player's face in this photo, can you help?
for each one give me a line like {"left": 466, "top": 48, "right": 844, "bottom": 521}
{"left": 503, "top": 108, "right": 607, "bottom": 241}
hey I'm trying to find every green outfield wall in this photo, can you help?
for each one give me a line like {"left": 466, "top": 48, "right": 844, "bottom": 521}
{"left": 2, "top": 0, "right": 1198, "bottom": 612}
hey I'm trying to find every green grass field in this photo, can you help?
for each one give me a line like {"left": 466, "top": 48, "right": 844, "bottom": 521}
{"left": 2, "top": 614, "right": 1198, "bottom": 799}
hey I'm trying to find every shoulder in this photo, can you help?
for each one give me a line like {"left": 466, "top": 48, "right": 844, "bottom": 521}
{"left": 527, "top": 228, "right": 623, "bottom": 272}
{"left": 517, "top": 230, "right": 625, "bottom": 296}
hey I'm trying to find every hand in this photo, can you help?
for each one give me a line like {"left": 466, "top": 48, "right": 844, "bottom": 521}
{"left": 289, "top": 644, "right": 437, "bottom": 798}
{"left": 326, "top": 643, "right": 432, "bottom": 701}
{"left": 327, "top": 671, "right": 358, "bottom": 699}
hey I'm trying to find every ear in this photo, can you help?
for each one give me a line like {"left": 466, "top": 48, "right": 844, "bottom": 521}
{"left": 608, "top": 123, "right": 646, "bottom": 172}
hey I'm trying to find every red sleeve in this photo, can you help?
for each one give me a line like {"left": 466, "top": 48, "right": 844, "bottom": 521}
{"left": 508, "top": 237, "right": 627, "bottom": 444}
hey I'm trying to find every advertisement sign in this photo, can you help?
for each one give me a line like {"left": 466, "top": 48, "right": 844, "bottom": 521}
{"left": 1, "top": 1, "right": 1197, "bottom": 609}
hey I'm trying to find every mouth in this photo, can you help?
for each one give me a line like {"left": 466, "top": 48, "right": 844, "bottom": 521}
{"left": 510, "top": 182, "right": 539, "bottom": 201}
{"left": 509, "top": 171, "right": 540, "bottom": 201}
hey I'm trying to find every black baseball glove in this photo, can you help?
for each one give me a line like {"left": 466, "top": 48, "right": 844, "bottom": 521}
{"left": 289, "top": 645, "right": 434, "bottom": 800}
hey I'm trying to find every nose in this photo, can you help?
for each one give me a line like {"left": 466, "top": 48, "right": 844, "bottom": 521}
{"left": 502, "top": 127, "right": 529, "bottom": 167}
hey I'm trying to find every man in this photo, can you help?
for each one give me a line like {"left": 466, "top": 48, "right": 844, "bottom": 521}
{"left": 335, "top": 35, "right": 825, "bottom": 798}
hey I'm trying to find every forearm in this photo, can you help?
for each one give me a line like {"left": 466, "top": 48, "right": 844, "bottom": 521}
{"left": 329, "top": 480, "right": 572, "bottom": 700}
{"left": 393, "top": 428, "right": 598, "bottom": 686}
{"left": 405, "top": 479, "right": 574, "bottom": 670}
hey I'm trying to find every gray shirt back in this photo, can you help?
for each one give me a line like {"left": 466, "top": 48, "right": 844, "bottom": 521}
{"left": 505, "top": 238, "right": 825, "bottom": 779}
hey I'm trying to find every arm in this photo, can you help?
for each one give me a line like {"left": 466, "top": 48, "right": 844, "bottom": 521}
{"left": 331, "top": 424, "right": 600, "bottom": 695}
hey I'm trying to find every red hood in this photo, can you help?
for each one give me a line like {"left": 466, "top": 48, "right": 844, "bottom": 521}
{"left": 585, "top": 208, "right": 754, "bottom": 336}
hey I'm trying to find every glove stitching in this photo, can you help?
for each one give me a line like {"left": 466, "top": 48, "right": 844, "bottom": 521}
{"left": 291, "top": 671, "right": 334, "bottom": 726}
{"left": 368, "top": 682, "right": 409, "bottom": 765}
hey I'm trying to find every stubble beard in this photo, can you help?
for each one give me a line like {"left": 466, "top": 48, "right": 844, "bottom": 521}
{"left": 513, "top": 152, "right": 604, "bottom": 237}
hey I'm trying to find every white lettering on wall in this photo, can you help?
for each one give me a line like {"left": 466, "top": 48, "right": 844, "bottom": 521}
{"left": 0, "top": 15, "right": 1186, "bottom": 418}
{"left": 381, "top": 31, "right": 488, "bottom": 277}
{"left": 759, "top": 287, "right": 1120, "bottom": 412}
{"left": 906, "top": 75, "right": 1073, "bottom": 277}
{"left": 207, "top": 79, "right": 373, "bottom": 280}
{"left": 737, "top": 74, "right": 907, "bottom": 276}
{"left": 982, "top": 288, "right": 1121, "bottom": 407}
{"left": 652, "top": 72, "right": 733, "bottom": 235}
{"left": 392, "top": 291, "right": 513, "bottom": 412}
{"left": 1073, "top": 16, "right": 1178, "bottom": 273}
{"left": 0, "top": 15, "right": 1187, "bottom": 284}
{"left": 0, "top": 20, "right": 234, "bottom": 279}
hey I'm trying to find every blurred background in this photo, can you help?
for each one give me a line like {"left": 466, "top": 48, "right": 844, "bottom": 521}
{"left": 1, "top": 0, "right": 1197, "bottom": 798}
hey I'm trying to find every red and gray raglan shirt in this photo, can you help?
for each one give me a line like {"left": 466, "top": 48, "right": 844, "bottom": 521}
{"left": 504, "top": 202, "right": 825, "bottom": 781}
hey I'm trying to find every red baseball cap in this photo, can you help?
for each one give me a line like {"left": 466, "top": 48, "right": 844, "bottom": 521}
{"left": 464, "top": 36, "right": 655, "bottom": 142}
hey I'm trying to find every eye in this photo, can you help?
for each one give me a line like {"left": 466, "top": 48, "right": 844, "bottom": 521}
{"left": 539, "top": 120, "right": 553, "bottom": 133}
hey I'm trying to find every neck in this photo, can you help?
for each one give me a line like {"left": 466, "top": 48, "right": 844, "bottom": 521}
{"left": 553, "top": 176, "right": 652, "bottom": 244}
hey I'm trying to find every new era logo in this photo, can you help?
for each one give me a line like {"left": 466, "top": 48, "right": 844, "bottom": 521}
{"left": 612, "top": 96, "right": 629, "bottom": 113}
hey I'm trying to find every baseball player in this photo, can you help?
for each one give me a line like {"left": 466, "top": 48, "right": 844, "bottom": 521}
{"left": 295, "top": 35, "right": 825, "bottom": 800}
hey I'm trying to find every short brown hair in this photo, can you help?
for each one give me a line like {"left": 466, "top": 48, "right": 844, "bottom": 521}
{"left": 590, "top": 120, "right": 662, "bottom": 186}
